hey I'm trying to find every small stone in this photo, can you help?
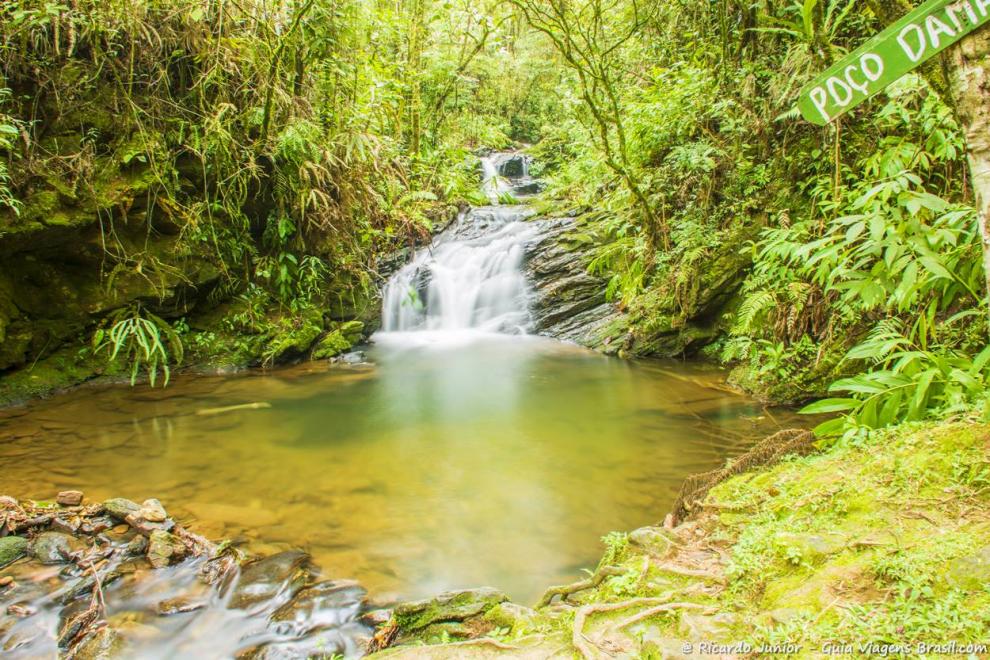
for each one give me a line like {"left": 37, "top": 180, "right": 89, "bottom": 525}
{"left": 29, "top": 532, "right": 81, "bottom": 564}
{"left": 138, "top": 499, "right": 167, "bottom": 522}
{"left": 0, "top": 536, "right": 29, "bottom": 568}
{"left": 57, "top": 490, "right": 84, "bottom": 506}
{"left": 0, "top": 575, "right": 13, "bottom": 587}
{"left": 103, "top": 498, "right": 140, "bottom": 521}
{"left": 147, "top": 530, "right": 186, "bottom": 569}
{"left": 0, "top": 496, "right": 21, "bottom": 509}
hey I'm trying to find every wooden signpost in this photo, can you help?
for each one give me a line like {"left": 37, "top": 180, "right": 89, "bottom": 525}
{"left": 798, "top": 0, "right": 990, "bottom": 125}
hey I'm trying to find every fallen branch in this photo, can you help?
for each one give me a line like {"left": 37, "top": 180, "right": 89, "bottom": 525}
{"left": 537, "top": 565, "right": 626, "bottom": 607}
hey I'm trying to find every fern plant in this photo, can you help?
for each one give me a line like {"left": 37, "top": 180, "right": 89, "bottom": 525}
{"left": 92, "top": 305, "right": 184, "bottom": 387}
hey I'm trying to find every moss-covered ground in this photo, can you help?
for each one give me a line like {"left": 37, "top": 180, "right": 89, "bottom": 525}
{"left": 372, "top": 417, "right": 990, "bottom": 658}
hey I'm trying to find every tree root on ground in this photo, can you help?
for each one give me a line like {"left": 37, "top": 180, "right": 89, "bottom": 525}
{"left": 570, "top": 593, "right": 709, "bottom": 660}
{"left": 536, "top": 565, "right": 627, "bottom": 607}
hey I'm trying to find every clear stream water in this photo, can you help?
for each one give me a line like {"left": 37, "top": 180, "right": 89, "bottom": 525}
{"left": 0, "top": 154, "right": 794, "bottom": 608}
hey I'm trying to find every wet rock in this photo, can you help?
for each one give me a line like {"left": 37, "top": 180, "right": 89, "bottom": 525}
{"left": 629, "top": 526, "right": 679, "bottom": 558}
{"left": 29, "top": 532, "right": 80, "bottom": 564}
{"left": 103, "top": 498, "right": 140, "bottom": 521}
{"left": 393, "top": 587, "right": 508, "bottom": 632}
{"left": 360, "top": 608, "right": 393, "bottom": 627}
{"left": 57, "top": 568, "right": 124, "bottom": 605}
{"left": 124, "top": 513, "right": 174, "bottom": 536}
{"left": 0, "top": 536, "right": 28, "bottom": 567}
{"left": 72, "top": 626, "right": 124, "bottom": 660}
{"left": 244, "top": 624, "right": 368, "bottom": 660}
{"left": 495, "top": 154, "right": 528, "bottom": 177}
{"left": 228, "top": 551, "right": 311, "bottom": 610}
{"left": 58, "top": 599, "right": 98, "bottom": 648}
{"left": 138, "top": 499, "right": 167, "bottom": 522}
{"left": 79, "top": 517, "right": 112, "bottom": 535}
{"left": 945, "top": 545, "right": 990, "bottom": 591}
{"left": 56, "top": 490, "right": 84, "bottom": 506}
{"left": 126, "top": 534, "right": 149, "bottom": 556}
{"left": 524, "top": 217, "right": 628, "bottom": 352}
{"left": 156, "top": 597, "right": 205, "bottom": 615}
{"left": 270, "top": 580, "right": 366, "bottom": 636}
{"left": 147, "top": 530, "right": 187, "bottom": 569}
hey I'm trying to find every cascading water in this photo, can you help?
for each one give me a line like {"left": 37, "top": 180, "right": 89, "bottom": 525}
{"left": 380, "top": 153, "right": 538, "bottom": 335}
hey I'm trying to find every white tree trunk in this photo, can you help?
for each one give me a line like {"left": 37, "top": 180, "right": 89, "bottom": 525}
{"left": 948, "top": 29, "right": 990, "bottom": 309}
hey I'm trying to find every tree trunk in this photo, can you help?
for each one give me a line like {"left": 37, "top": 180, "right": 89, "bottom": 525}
{"left": 947, "top": 29, "right": 990, "bottom": 310}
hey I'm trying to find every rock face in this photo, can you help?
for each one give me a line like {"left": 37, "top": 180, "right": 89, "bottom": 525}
{"left": 524, "top": 216, "right": 629, "bottom": 352}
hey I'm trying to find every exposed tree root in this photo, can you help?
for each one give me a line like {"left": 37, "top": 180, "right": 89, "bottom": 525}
{"left": 536, "top": 565, "right": 627, "bottom": 607}
{"left": 570, "top": 594, "right": 709, "bottom": 660}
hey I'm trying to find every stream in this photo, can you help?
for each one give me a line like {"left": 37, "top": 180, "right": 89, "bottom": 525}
{"left": 0, "top": 153, "right": 794, "bottom": 656}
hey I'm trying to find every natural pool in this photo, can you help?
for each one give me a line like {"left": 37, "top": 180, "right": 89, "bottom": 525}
{"left": 0, "top": 332, "right": 792, "bottom": 604}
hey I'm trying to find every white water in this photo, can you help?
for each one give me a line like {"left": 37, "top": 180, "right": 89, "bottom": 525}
{"left": 381, "top": 153, "right": 537, "bottom": 335}
{"left": 380, "top": 205, "right": 537, "bottom": 334}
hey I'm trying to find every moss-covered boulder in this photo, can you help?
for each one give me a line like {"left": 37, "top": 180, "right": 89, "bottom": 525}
{"left": 393, "top": 587, "right": 508, "bottom": 634}
{"left": 0, "top": 536, "right": 28, "bottom": 567}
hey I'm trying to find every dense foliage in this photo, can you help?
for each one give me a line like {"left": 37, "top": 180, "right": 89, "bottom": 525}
{"left": 519, "top": 0, "right": 989, "bottom": 435}
{"left": 0, "top": 0, "right": 558, "bottom": 381}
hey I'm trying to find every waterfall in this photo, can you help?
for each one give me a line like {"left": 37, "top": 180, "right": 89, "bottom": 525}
{"left": 380, "top": 153, "right": 537, "bottom": 335}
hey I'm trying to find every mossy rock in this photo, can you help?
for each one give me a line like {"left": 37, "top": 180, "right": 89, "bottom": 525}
{"left": 0, "top": 536, "right": 28, "bottom": 568}
{"left": 393, "top": 587, "right": 509, "bottom": 633}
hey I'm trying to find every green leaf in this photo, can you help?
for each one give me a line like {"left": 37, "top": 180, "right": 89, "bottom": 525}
{"left": 799, "top": 398, "right": 860, "bottom": 414}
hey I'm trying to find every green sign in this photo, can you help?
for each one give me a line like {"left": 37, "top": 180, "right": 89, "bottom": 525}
{"left": 798, "top": 0, "right": 990, "bottom": 125}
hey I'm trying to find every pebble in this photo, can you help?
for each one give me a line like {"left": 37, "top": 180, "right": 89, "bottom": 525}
{"left": 56, "top": 490, "right": 84, "bottom": 506}
{"left": 0, "top": 576, "right": 13, "bottom": 587}
{"left": 139, "top": 499, "right": 168, "bottom": 523}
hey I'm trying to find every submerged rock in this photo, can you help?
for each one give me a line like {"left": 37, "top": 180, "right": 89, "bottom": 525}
{"left": 228, "top": 551, "right": 311, "bottom": 610}
{"left": 72, "top": 626, "right": 124, "bottom": 660}
{"left": 0, "top": 535, "right": 28, "bottom": 567}
{"left": 270, "top": 580, "right": 366, "bottom": 636}
{"left": 29, "top": 531, "right": 80, "bottom": 564}
{"left": 147, "top": 530, "right": 187, "bottom": 569}
{"left": 393, "top": 587, "right": 508, "bottom": 632}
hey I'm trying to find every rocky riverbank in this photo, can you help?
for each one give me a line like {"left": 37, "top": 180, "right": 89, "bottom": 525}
{"left": 363, "top": 417, "right": 990, "bottom": 658}
{"left": 0, "top": 492, "right": 378, "bottom": 658}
